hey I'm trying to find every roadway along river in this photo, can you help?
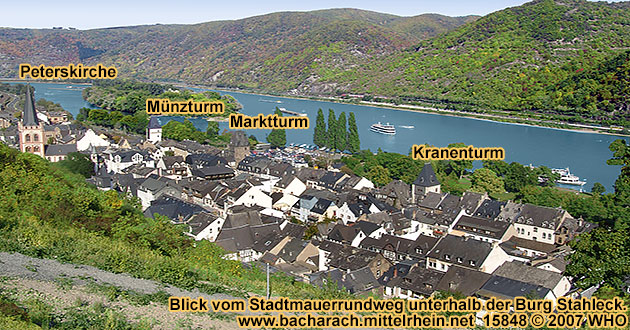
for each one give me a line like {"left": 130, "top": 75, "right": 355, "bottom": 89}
{"left": 18, "top": 82, "right": 629, "bottom": 192}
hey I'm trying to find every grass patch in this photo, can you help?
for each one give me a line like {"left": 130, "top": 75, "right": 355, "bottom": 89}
{"left": 489, "top": 191, "right": 517, "bottom": 201}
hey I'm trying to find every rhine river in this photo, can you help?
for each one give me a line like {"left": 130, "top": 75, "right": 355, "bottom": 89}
{"left": 19, "top": 82, "right": 629, "bottom": 192}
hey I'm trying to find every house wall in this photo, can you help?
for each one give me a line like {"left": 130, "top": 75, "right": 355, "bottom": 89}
{"left": 480, "top": 246, "right": 510, "bottom": 274}
{"left": 234, "top": 187, "right": 272, "bottom": 209}
{"left": 296, "top": 243, "right": 319, "bottom": 263}
{"left": 285, "top": 178, "right": 306, "bottom": 196}
{"left": 137, "top": 189, "right": 154, "bottom": 210}
{"left": 514, "top": 223, "right": 555, "bottom": 245}
{"left": 549, "top": 277, "right": 572, "bottom": 298}
{"left": 368, "top": 255, "right": 392, "bottom": 279}
{"left": 336, "top": 203, "right": 357, "bottom": 225}
{"left": 353, "top": 177, "right": 374, "bottom": 190}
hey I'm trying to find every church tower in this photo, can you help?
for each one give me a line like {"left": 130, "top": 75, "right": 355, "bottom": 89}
{"left": 18, "top": 86, "right": 45, "bottom": 157}
{"left": 146, "top": 116, "right": 162, "bottom": 143}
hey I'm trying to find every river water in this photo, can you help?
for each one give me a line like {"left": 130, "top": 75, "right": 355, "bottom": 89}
{"left": 17, "top": 82, "right": 627, "bottom": 192}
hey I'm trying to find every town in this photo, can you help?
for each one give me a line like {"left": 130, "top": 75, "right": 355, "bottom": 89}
{"left": 1, "top": 87, "right": 603, "bottom": 321}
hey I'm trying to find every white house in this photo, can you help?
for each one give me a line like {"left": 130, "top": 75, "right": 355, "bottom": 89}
{"left": 232, "top": 186, "right": 272, "bottom": 209}
{"left": 77, "top": 129, "right": 110, "bottom": 151}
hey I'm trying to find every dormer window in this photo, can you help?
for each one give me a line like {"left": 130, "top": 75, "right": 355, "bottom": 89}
{"left": 457, "top": 257, "right": 463, "bottom": 263}
{"left": 444, "top": 254, "right": 450, "bottom": 261}
{"left": 469, "top": 260, "right": 476, "bottom": 267}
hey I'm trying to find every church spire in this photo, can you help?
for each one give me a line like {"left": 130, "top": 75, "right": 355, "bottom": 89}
{"left": 22, "top": 85, "right": 38, "bottom": 126}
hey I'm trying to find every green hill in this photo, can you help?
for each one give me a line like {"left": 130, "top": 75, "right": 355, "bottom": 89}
{"left": 2, "top": 1, "right": 630, "bottom": 123}
{"left": 333, "top": 0, "right": 630, "bottom": 123}
{"left": 0, "top": 9, "right": 474, "bottom": 92}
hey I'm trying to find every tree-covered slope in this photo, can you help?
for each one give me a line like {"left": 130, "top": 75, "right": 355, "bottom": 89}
{"left": 333, "top": 0, "right": 630, "bottom": 122}
{"left": 0, "top": 8, "right": 474, "bottom": 92}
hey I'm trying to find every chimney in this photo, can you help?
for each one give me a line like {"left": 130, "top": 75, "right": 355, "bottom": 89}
{"left": 393, "top": 267, "right": 398, "bottom": 278}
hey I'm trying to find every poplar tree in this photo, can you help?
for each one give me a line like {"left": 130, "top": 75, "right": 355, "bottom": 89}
{"left": 327, "top": 109, "right": 337, "bottom": 150}
{"left": 313, "top": 108, "right": 327, "bottom": 148}
{"left": 347, "top": 112, "right": 360, "bottom": 153}
{"left": 336, "top": 112, "right": 347, "bottom": 151}
{"left": 266, "top": 107, "right": 286, "bottom": 148}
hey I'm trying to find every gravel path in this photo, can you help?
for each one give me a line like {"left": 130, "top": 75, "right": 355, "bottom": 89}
{"left": 0, "top": 251, "right": 238, "bottom": 301}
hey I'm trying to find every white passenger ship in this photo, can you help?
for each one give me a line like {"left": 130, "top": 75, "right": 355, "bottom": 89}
{"left": 370, "top": 122, "right": 396, "bottom": 135}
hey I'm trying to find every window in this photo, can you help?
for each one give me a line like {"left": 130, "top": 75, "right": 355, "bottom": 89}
{"left": 376, "top": 270, "right": 381, "bottom": 277}
{"left": 533, "top": 227, "right": 538, "bottom": 232}
{"left": 25, "top": 134, "right": 31, "bottom": 142}
{"left": 33, "top": 134, "right": 38, "bottom": 142}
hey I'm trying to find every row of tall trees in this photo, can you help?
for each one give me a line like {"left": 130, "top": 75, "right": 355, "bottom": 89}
{"left": 313, "top": 109, "right": 360, "bottom": 153}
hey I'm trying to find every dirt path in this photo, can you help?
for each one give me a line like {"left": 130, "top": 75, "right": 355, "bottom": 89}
{"left": 0, "top": 252, "right": 241, "bottom": 329}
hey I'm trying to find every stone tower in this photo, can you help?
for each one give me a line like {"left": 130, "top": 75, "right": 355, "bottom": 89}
{"left": 18, "top": 86, "right": 45, "bottom": 157}
{"left": 412, "top": 163, "right": 441, "bottom": 203}
{"left": 146, "top": 116, "right": 162, "bottom": 143}
{"left": 230, "top": 130, "right": 250, "bottom": 164}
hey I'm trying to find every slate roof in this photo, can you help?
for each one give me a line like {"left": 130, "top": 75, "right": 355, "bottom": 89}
{"left": 139, "top": 177, "right": 167, "bottom": 193}
{"left": 514, "top": 204, "right": 565, "bottom": 229}
{"left": 360, "top": 234, "right": 437, "bottom": 260}
{"left": 474, "top": 199, "right": 507, "bottom": 220}
{"left": 224, "top": 210, "right": 263, "bottom": 228}
{"left": 162, "top": 155, "right": 184, "bottom": 167}
{"left": 187, "top": 212, "right": 220, "bottom": 236}
{"left": 281, "top": 222, "right": 306, "bottom": 238}
{"left": 143, "top": 195, "right": 204, "bottom": 221}
{"left": 311, "top": 198, "right": 334, "bottom": 215}
{"left": 148, "top": 116, "right": 161, "bottom": 129}
{"left": 191, "top": 165, "right": 234, "bottom": 178}
{"left": 327, "top": 246, "right": 379, "bottom": 272}
{"left": 413, "top": 163, "right": 440, "bottom": 187}
{"left": 427, "top": 235, "right": 493, "bottom": 269}
{"left": 493, "top": 261, "right": 563, "bottom": 290}
{"left": 353, "top": 220, "right": 381, "bottom": 236}
{"left": 277, "top": 238, "right": 308, "bottom": 263}
{"left": 419, "top": 192, "right": 444, "bottom": 209}
{"left": 478, "top": 275, "right": 551, "bottom": 299}
{"left": 435, "top": 265, "right": 492, "bottom": 296}
{"left": 347, "top": 202, "right": 371, "bottom": 218}
{"left": 343, "top": 267, "right": 380, "bottom": 294}
{"left": 378, "top": 260, "right": 415, "bottom": 286}
{"left": 186, "top": 153, "right": 225, "bottom": 167}
{"left": 45, "top": 144, "right": 77, "bottom": 156}
{"left": 387, "top": 266, "right": 445, "bottom": 297}
{"left": 327, "top": 224, "right": 361, "bottom": 244}
{"left": 436, "top": 193, "right": 462, "bottom": 214}
{"left": 454, "top": 215, "right": 512, "bottom": 240}
{"left": 22, "top": 86, "right": 38, "bottom": 126}
{"left": 500, "top": 236, "right": 557, "bottom": 255}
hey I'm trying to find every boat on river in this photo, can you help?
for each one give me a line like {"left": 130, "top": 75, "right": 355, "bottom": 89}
{"left": 370, "top": 122, "right": 396, "bottom": 135}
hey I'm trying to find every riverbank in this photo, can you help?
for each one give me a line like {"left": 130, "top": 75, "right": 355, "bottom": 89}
{"left": 5, "top": 78, "right": 628, "bottom": 137}
{"left": 171, "top": 82, "right": 629, "bottom": 137}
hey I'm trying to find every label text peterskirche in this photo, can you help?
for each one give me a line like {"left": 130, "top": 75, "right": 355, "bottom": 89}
{"left": 19, "top": 63, "right": 117, "bottom": 80}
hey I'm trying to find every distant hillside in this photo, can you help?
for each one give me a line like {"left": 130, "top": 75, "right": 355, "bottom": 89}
{"left": 333, "top": 0, "right": 630, "bottom": 123}
{"left": 2, "top": 1, "right": 630, "bottom": 123}
{"left": 0, "top": 8, "right": 474, "bottom": 94}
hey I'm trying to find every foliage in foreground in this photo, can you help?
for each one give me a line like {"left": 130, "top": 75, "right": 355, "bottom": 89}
{"left": 0, "top": 143, "right": 351, "bottom": 304}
